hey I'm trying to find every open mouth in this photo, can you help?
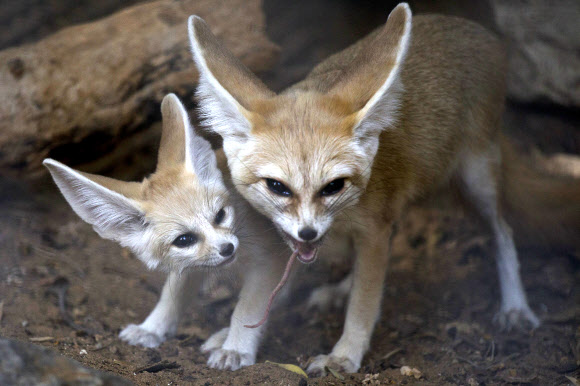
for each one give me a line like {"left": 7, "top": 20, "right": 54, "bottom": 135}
{"left": 282, "top": 233, "right": 322, "bottom": 264}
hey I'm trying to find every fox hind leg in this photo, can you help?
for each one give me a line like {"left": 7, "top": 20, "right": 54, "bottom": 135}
{"left": 457, "top": 147, "right": 540, "bottom": 330}
{"left": 307, "top": 272, "right": 353, "bottom": 311}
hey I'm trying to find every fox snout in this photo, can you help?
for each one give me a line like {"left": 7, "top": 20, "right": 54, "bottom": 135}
{"left": 277, "top": 226, "right": 324, "bottom": 264}
{"left": 298, "top": 227, "right": 318, "bottom": 241}
{"left": 207, "top": 233, "right": 238, "bottom": 267}
{"left": 282, "top": 217, "right": 330, "bottom": 244}
{"left": 219, "top": 242, "right": 235, "bottom": 257}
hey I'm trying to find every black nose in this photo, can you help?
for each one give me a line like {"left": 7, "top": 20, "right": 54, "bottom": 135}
{"left": 298, "top": 227, "right": 318, "bottom": 241}
{"left": 219, "top": 243, "right": 235, "bottom": 257}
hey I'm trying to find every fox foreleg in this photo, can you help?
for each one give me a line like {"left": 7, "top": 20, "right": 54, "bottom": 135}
{"left": 307, "top": 222, "right": 393, "bottom": 376}
{"left": 119, "top": 270, "right": 195, "bottom": 348}
{"left": 203, "top": 252, "right": 287, "bottom": 370}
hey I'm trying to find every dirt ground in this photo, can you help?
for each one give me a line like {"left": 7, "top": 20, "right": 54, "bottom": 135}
{"left": 1, "top": 0, "right": 579, "bottom": 385}
{"left": 1, "top": 172, "right": 579, "bottom": 385}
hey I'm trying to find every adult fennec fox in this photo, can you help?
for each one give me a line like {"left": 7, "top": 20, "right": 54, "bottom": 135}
{"left": 188, "top": 2, "right": 580, "bottom": 375}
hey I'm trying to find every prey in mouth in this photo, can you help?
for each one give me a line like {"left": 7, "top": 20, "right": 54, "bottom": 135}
{"left": 282, "top": 232, "right": 324, "bottom": 264}
{"left": 243, "top": 232, "right": 326, "bottom": 328}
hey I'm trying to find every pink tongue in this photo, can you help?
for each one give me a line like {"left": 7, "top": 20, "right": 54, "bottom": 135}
{"left": 298, "top": 247, "right": 316, "bottom": 262}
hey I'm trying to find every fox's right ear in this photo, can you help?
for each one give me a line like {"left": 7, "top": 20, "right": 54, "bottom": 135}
{"left": 332, "top": 3, "right": 412, "bottom": 155}
{"left": 43, "top": 159, "right": 146, "bottom": 245}
{"left": 188, "top": 16, "right": 274, "bottom": 144}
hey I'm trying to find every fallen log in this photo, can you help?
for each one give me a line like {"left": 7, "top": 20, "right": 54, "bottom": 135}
{"left": 0, "top": 0, "right": 278, "bottom": 175}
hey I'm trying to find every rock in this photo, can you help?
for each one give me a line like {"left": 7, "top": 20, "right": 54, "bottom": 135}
{"left": 492, "top": 0, "right": 580, "bottom": 108}
{"left": 0, "top": 338, "right": 131, "bottom": 385}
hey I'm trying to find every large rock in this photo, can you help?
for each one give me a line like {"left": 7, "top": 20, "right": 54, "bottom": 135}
{"left": 0, "top": 338, "right": 131, "bottom": 385}
{"left": 0, "top": 0, "right": 278, "bottom": 175}
{"left": 492, "top": 0, "right": 580, "bottom": 108}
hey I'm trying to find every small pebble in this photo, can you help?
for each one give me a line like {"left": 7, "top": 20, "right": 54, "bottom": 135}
{"left": 400, "top": 365, "right": 422, "bottom": 379}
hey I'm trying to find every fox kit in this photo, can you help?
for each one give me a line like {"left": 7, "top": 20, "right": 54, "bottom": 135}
{"left": 44, "top": 94, "right": 293, "bottom": 368}
{"left": 189, "top": 3, "right": 580, "bottom": 375}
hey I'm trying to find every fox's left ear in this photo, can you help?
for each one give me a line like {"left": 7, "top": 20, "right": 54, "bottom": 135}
{"left": 42, "top": 159, "right": 147, "bottom": 246}
{"left": 333, "top": 3, "right": 412, "bottom": 154}
{"left": 188, "top": 16, "right": 274, "bottom": 147}
{"left": 158, "top": 93, "right": 222, "bottom": 185}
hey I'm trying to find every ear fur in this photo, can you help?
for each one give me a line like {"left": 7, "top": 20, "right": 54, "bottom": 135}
{"left": 158, "top": 93, "right": 192, "bottom": 172}
{"left": 335, "top": 3, "right": 412, "bottom": 152}
{"left": 43, "top": 158, "right": 146, "bottom": 243}
{"left": 187, "top": 15, "right": 274, "bottom": 142}
{"left": 159, "top": 93, "right": 222, "bottom": 185}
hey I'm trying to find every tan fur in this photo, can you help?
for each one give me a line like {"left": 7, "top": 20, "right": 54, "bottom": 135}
{"left": 189, "top": 3, "right": 578, "bottom": 375}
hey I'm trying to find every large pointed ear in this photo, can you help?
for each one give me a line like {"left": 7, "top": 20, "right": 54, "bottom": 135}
{"left": 158, "top": 93, "right": 222, "bottom": 185}
{"left": 157, "top": 93, "right": 190, "bottom": 171}
{"left": 332, "top": 3, "right": 412, "bottom": 152}
{"left": 188, "top": 15, "right": 274, "bottom": 143}
{"left": 43, "top": 158, "right": 146, "bottom": 244}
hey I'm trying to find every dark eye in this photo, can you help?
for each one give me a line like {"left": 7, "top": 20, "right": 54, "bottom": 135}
{"left": 172, "top": 233, "right": 198, "bottom": 248}
{"left": 266, "top": 178, "right": 292, "bottom": 197}
{"left": 215, "top": 208, "right": 226, "bottom": 225}
{"left": 320, "top": 178, "right": 345, "bottom": 196}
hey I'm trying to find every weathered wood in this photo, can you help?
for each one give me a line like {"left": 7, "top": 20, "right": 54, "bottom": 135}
{"left": 0, "top": 0, "right": 278, "bottom": 175}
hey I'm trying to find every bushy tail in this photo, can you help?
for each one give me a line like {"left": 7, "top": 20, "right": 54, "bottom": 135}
{"left": 500, "top": 135, "right": 580, "bottom": 248}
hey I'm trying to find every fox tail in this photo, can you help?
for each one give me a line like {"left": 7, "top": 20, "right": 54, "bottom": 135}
{"left": 500, "top": 135, "right": 580, "bottom": 248}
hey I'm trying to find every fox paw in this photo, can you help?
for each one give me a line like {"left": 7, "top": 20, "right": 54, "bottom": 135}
{"left": 119, "top": 324, "right": 165, "bottom": 348}
{"left": 205, "top": 348, "right": 254, "bottom": 370}
{"left": 306, "top": 354, "right": 359, "bottom": 377}
{"left": 307, "top": 285, "right": 347, "bottom": 311}
{"left": 494, "top": 306, "right": 540, "bottom": 331}
{"left": 202, "top": 328, "right": 253, "bottom": 370}
{"left": 201, "top": 327, "right": 229, "bottom": 352}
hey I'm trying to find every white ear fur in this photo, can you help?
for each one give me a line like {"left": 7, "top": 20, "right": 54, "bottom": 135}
{"left": 43, "top": 159, "right": 146, "bottom": 244}
{"left": 187, "top": 16, "right": 251, "bottom": 142}
{"left": 162, "top": 94, "right": 223, "bottom": 185}
{"left": 353, "top": 3, "right": 412, "bottom": 153}
{"left": 190, "top": 130, "right": 223, "bottom": 186}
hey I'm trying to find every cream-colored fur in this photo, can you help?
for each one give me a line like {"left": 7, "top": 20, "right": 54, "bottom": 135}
{"left": 44, "top": 94, "right": 299, "bottom": 369}
{"left": 186, "top": 2, "right": 571, "bottom": 376}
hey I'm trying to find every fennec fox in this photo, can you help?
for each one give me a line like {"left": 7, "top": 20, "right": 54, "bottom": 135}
{"left": 189, "top": 3, "right": 580, "bottom": 375}
{"left": 44, "top": 94, "right": 293, "bottom": 369}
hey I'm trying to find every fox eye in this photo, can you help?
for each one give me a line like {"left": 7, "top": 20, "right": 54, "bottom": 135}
{"left": 320, "top": 178, "right": 345, "bottom": 196}
{"left": 214, "top": 208, "right": 226, "bottom": 225}
{"left": 173, "top": 233, "right": 198, "bottom": 248}
{"left": 266, "top": 178, "right": 292, "bottom": 197}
